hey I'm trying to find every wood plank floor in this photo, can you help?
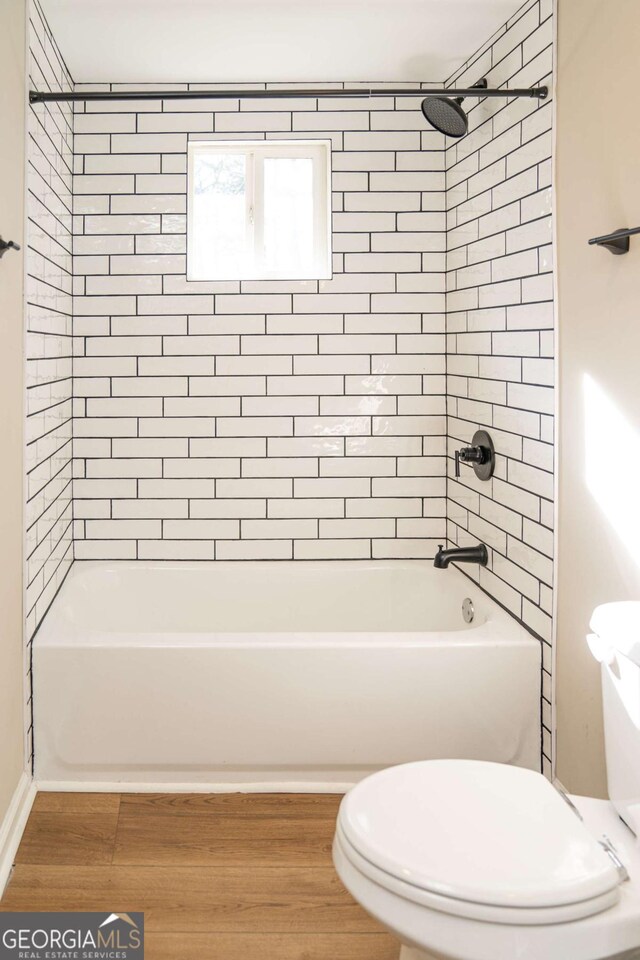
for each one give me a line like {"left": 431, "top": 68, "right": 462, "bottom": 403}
{"left": 0, "top": 793, "right": 398, "bottom": 960}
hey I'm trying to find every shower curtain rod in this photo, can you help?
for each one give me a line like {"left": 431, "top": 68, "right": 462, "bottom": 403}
{"left": 29, "top": 85, "right": 548, "bottom": 104}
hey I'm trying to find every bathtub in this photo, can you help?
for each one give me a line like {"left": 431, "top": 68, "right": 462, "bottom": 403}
{"left": 34, "top": 560, "right": 541, "bottom": 790}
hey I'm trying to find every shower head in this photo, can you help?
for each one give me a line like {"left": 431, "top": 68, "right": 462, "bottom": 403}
{"left": 421, "top": 96, "right": 468, "bottom": 138}
{"left": 421, "top": 78, "right": 488, "bottom": 138}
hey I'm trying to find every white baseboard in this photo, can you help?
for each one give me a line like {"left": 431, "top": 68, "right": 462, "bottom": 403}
{"left": 36, "top": 779, "right": 354, "bottom": 794}
{"left": 0, "top": 771, "right": 36, "bottom": 898}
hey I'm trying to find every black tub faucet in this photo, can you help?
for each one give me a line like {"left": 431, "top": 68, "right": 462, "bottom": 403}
{"left": 434, "top": 543, "right": 488, "bottom": 569}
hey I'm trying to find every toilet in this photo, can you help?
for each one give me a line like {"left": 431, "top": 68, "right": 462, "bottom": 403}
{"left": 333, "top": 602, "right": 640, "bottom": 960}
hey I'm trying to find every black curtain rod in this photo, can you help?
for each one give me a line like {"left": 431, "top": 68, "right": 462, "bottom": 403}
{"left": 29, "top": 85, "right": 548, "bottom": 104}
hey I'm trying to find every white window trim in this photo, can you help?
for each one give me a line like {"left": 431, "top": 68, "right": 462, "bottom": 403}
{"left": 187, "top": 139, "right": 332, "bottom": 282}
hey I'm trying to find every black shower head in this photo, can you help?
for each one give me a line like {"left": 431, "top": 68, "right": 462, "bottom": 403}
{"left": 421, "top": 79, "right": 488, "bottom": 138}
{"left": 421, "top": 96, "right": 468, "bottom": 138}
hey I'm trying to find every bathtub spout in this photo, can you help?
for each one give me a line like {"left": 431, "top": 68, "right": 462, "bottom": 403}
{"left": 434, "top": 543, "right": 488, "bottom": 569}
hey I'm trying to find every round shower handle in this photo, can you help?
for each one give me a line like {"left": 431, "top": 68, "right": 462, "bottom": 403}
{"left": 454, "top": 431, "right": 496, "bottom": 481}
{"left": 458, "top": 445, "right": 485, "bottom": 463}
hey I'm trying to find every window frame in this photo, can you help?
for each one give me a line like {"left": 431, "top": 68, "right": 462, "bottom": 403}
{"left": 187, "top": 139, "right": 332, "bottom": 282}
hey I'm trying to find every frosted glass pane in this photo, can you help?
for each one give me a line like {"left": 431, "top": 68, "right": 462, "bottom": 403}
{"left": 192, "top": 153, "right": 248, "bottom": 277}
{"left": 263, "top": 157, "right": 315, "bottom": 276}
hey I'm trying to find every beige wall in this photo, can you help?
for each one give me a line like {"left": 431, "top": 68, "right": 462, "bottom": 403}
{"left": 0, "top": 0, "right": 27, "bottom": 821}
{"left": 556, "top": 0, "right": 640, "bottom": 796}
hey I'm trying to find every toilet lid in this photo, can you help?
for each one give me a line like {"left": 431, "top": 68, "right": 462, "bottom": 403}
{"left": 339, "top": 760, "right": 622, "bottom": 910}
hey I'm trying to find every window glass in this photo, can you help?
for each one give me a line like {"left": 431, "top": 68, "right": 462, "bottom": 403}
{"left": 188, "top": 141, "right": 330, "bottom": 281}
{"left": 191, "top": 152, "right": 248, "bottom": 279}
{"left": 263, "top": 157, "right": 314, "bottom": 276}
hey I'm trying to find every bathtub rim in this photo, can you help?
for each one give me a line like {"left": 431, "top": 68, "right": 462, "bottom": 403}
{"left": 33, "top": 558, "right": 539, "bottom": 650}
{"left": 37, "top": 627, "right": 536, "bottom": 649}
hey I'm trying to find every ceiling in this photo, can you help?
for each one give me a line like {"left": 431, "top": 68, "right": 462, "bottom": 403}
{"left": 41, "top": 0, "right": 524, "bottom": 84}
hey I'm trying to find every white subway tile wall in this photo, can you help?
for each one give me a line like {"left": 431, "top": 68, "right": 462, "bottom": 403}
{"left": 71, "top": 88, "right": 449, "bottom": 563}
{"left": 27, "top": 0, "right": 74, "bottom": 762}
{"left": 444, "top": 0, "right": 554, "bottom": 775}
{"left": 25, "top": 0, "right": 554, "bottom": 770}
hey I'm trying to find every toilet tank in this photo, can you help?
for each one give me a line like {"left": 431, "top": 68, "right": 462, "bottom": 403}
{"left": 589, "top": 602, "right": 640, "bottom": 836}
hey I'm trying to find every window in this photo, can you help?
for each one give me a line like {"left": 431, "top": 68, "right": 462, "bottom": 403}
{"left": 188, "top": 140, "right": 332, "bottom": 281}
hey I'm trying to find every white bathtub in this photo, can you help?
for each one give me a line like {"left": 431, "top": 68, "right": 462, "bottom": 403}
{"left": 34, "top": 560, "right": 541, "bottom": 790}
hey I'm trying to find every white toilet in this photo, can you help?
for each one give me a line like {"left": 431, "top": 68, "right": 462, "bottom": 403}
{"left": 333, "top": 602, "right": 640, "bottom": 960}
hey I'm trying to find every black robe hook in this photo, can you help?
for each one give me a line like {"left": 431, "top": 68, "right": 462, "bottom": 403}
{"left": 0, "top": 238, "right": 21, "bottom": 259}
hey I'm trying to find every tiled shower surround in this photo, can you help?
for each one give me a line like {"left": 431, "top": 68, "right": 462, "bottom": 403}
{"left": 444, "top": 0, "right": 553, "bottom": 770}
{"left": 28, "top": 0, "right": 553, "bottom": 766}
{"left": 71, "top": 94, "right": 448, "bottom": 563}
{"left": 26, "top": 0, "right": 74, "bottom": 645}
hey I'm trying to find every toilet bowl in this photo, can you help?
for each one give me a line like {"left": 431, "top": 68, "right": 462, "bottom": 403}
{"left": 332, "top": 602, "right": 640, "bottom": 960}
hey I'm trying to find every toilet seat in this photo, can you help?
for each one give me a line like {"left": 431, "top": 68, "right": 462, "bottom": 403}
{"left": 338, "top": 760, "right": 625, "bottom": 925}
{"left": 335, "top": 822, "right": 621, "bottom": 926}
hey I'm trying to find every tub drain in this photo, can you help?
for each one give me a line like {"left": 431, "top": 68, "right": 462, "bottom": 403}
{"left": 462, "top": 598, "right": 474, "bottom": 623}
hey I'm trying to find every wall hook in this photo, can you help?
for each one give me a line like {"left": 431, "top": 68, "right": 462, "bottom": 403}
{"left": 588, "top": 226, "right": 640, "bottom": 255}
{"left": 0, "top": 237, "right": 21, "bottom": 259}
